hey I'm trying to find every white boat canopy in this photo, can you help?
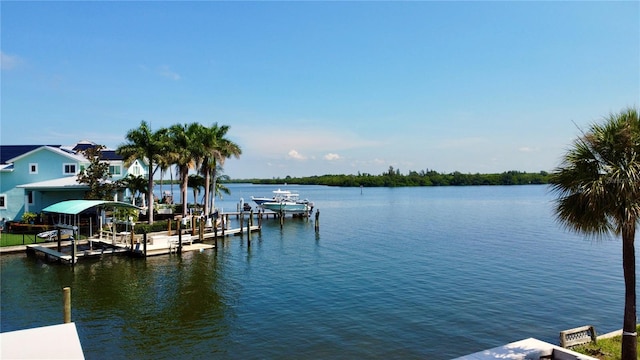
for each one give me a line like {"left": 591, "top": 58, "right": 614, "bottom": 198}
{"left": 42, "top": 200, "right": 141, "bottom": 215}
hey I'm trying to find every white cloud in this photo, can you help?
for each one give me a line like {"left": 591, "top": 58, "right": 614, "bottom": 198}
{"left": 1, "top": 51, "right": 21, "bottom": 70}
{"left": 324, "top": 153, "right": 340, "bottom": 161}
{"left": 287, "top": 150, "right": 306, "bottom": 160}
{"left": 518, "top": 146, "right": 538, "bottom": 152}
{"left": 158, "top": 65, "right": 181, "bottom": 80}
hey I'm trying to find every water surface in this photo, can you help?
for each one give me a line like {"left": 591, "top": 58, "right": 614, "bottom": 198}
{"left": 0, "top": 185, "right": 630, "bottom": 359}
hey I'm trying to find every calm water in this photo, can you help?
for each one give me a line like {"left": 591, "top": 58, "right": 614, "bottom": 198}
{"left": 0, "top": 184, "right": 632, "bottom": 359}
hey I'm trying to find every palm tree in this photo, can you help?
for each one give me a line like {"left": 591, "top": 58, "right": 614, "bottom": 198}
{"left": 118, "top": 174, "right": 148, "bottom": 206}
{"left": 117, "top": 121, "right": 168, "bottom": 224}
{"left": 549, "top": 107, "right": 639, "bottom": 360}
{"left": 213, "top": 171, "right": 231, "bottom": 201}
{"left": 167, "top": 122, "right": 204, "bottom": 217}
{"left": 194, "top": 123, "right": 242, "bottom": 217}
{"left": 188, "top": 174, "right": 205, "bottom": 209}
{"left": 205, "top": 124, "right": 241, "bottom": 214}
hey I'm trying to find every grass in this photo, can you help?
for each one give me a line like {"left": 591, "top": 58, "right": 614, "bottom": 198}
{"left": 572, "top": 326, "right": 640, "bottom": 360}
{"left": 0, "top": 232, "right": 87, "bottom": 247}
{"left": 0, "top": 232, "right": 42, "bottom": 247}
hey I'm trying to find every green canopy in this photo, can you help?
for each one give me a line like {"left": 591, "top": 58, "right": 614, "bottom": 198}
{"left": 42, "top": 200, "right": 141, "bottom": 215}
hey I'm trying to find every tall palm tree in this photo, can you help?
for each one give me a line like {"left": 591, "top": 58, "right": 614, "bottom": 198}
{"left": 117, "top": 121, "right": 167, "bottom": 224}
{"left": 194, "top": 123, "right": 242, "bottom": 217}
{"left": 168, "top": 122, "right": 205, "bottom": 217}
{"left": 205, "top": 124, "right": 241, "bottom": 214}
{"left": 549, "top": 108, "right": 639, "bottom": 360}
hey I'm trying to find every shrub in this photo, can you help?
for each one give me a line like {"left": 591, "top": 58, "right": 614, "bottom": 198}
{"left": 21, "top": 212, "right": 37, "bottom": 224}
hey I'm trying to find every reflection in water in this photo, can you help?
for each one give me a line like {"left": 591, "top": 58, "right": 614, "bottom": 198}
{"left": 2, "top": 250, "right": 237, "bottom": 359}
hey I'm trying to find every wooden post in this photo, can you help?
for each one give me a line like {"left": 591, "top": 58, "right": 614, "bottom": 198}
{"left": 57, "top": 228, "right": 61, "bottom": 252}
{"left": 239, "top": 213, "right": 244, "bottom": 236}
{"left": 191, "top": 216, "right": 196, "bottom": 236}
{"left": 247, "top": 220, "right": 251, "bottom": 246}
{"left": 168, "top": 219, "right": 172, "bottom": 236}
{"left": 63, "top": 287, "right": 71, "bottom": 323}
{"left": 71, "top": 236, "right": 76, "bottom": 267}
{"left": 258, "top": 210, "right": 263, "bottom": 228}
{"left": 222, "top": 215, "right": 227, "bottom": 236}
{"left": 279, "top": 211, "right": 284, "bottom": 228}
{"left": 143, "top": 231, "right": 147, "bottom": 258}
{"left": 199, "top": 217, "right": 204, "bottom": 242}
{"left": 315, "top": 210, "right": 320, "bottom": 231}
{"left": 177, "top": 221, "right": 182, "bottom": 255}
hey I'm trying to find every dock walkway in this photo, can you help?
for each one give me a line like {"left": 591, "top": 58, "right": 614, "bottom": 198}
{"left": 26, "top": 245, "right": 73, "bottom": 263}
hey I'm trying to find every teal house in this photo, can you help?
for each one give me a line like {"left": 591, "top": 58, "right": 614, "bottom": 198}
{"left": 0, "top": 141, "right": 148, "bottom": 223}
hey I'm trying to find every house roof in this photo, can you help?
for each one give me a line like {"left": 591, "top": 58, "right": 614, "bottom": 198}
{"left": 101, "top": 149, "right": 123, "bottom": 161}
{"left": 1, "top": 142, "right": 123, "bottom": 164}
{"left": 0, "top": 145, "right": 61, "bottom": 164}
{"left": 16, "top": 176, "right": 88, "bottom": 190}
{"left": 5, "top": 145, "right": 87, "bottom": 164}
{"left": 42, "top": 200, "right": 141, "bottom": 215}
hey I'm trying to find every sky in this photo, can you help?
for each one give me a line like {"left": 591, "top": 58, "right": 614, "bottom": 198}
{"left": 1, "top": 1, "right": 638, "bottom": 179}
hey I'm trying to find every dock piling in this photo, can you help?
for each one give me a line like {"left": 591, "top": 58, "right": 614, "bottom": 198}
{"left": 177, "top": 221, "right": 182, "bottom": 255}
{"left": 63, "top": 287, "right": 71, "bottom": 323}
{"left": 247, "top": 220, "right": 251, "bottom": 246}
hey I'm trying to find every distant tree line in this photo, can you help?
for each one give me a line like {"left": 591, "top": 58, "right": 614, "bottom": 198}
{"left": 232, "top": 166, "right": 550, "bottom": 187}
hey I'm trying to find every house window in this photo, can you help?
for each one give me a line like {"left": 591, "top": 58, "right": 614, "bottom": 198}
{"left": 109, "top": 165, "right": 122, "bottom": 176}
{"left": 0, "top": 195, "right": 6, "bottom": 209}
{"left": 131, "top": 165, "right": 141, "bottom": 176}
{"left": 29, "top": 163, "right": 38, "bottom": 174}
{"left": 27, "top": 191, "right": 34, "bottom": 205}
{"left": 63, "top": 163, "right": 77, "bottom": 175}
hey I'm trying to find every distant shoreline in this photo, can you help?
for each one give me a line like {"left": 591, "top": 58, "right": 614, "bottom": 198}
{"left": 226, "top": 170, "right": 550, "bottom": 187}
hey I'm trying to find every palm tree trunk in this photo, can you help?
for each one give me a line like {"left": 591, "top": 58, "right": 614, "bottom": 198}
{"left": 203, "top": 168, "right": 211, "bottom": 217}
{"left": 621, "top": 225, "right": 637, "bottom": 360}
{"left": 211, "top": 168, "right": 218, "bottom": 212}
{"left": 147, "top": 168, "right": 154, "bottom": 224}
{"left": 170, "top": 166, "right": 174, "bottom": 200}
{"left": 159, "top": 169, "right": 164, "bottom": 202}
{"left": 181, "top": 167, "right": 189, "bottom": 217}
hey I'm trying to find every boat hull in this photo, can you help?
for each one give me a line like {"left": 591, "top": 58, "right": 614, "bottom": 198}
{"left": 261, "top": 202, "right": 310, "bottom": 214}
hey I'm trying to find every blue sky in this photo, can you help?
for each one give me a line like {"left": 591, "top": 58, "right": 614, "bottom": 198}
{"left": 1, "top": 1, "right": 638, "bottom": 179}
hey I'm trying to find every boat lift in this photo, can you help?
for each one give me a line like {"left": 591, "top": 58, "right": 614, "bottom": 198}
{"left": 40, "top": 200, "right": 142, "bottom": 265}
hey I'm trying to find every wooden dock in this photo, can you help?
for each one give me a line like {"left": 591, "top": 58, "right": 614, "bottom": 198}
{"left": 26, "top": 245, "right": 73, "bottom": 263}
{"left": 22, "top": 206, "right": 310, "bottom": 263}
{"left": 26, "top": 243, "right": 128, "bottom": 264}
{"left": 93, "top": 224, "right": 261, "bottom": 257}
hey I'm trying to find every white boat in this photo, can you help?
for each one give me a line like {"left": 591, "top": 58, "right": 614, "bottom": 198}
{"left": 251, "top": 189, "right": 291, "bottom": 205}
{"left": 253, "top": 189, "right": 314, "bottom": 215}
{"left": 37, "top": 229, "right": 74, "bottom": 241}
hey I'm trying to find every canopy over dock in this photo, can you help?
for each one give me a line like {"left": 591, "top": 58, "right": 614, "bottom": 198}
{"left": 42, "top": 199, "right": 141, "bottom": 215}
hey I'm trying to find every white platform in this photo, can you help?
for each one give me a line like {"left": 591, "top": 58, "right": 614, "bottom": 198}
{"left": 453, "top": 337, "right": 598, "bottom": 360}
{"left": 0, "top": 322, "right": 84, "bottom": 359}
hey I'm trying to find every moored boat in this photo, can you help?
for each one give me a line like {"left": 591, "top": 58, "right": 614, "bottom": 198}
{"left": 37, "top": 229, "right": 74, "bottom": 241}
{"left": 252, "top": 189, "right": 314, "bottom": 215}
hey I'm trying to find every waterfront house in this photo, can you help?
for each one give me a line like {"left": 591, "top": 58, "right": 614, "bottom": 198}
{"left": 0, "top": 141, "right": 148, "bottom": 224}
